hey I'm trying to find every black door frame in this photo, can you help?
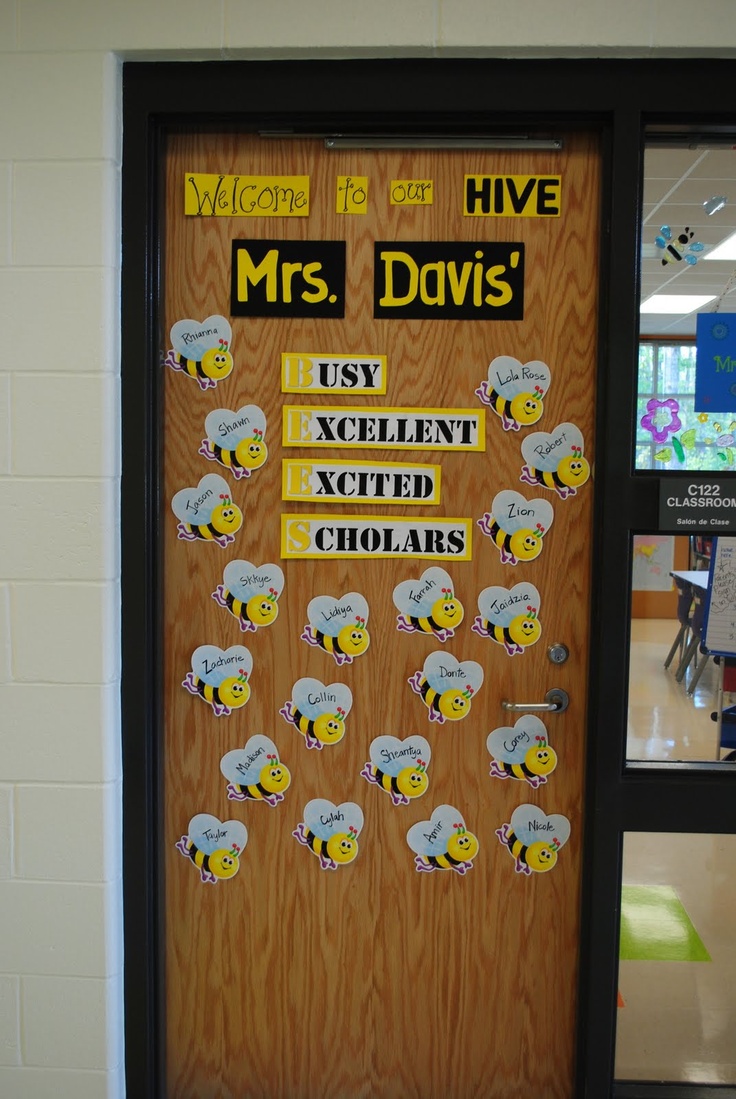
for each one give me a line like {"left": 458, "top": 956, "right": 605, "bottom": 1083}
{"left": 122, "top": 58, "right": 736, "bottom": 1099}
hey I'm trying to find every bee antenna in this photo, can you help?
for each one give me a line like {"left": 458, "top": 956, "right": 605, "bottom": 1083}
{"left": 237, "top": 667, "right": 249, "bottom": 683}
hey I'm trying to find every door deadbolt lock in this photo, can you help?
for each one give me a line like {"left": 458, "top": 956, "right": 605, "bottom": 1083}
{"left": 547, "top": 643, "right": 570, "bottom": 665}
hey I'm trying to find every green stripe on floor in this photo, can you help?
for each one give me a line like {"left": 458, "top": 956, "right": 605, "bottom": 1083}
{"left": 620, "top": 885, "right": 710, "bottom": 961}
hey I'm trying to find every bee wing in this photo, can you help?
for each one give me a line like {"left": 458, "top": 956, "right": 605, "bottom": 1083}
{"left": 509, "top": 804, "right": 570, "bottom": 849}
{"left": 171, "top": 473, "right": 233, "bottom": 524}
{"left": 223, "top": 560, "right": 284, "bottom": 603}
{"left": 422, "top": 650, "right": 483, "bottom": 695}
{"left": 486, "top": 726, "right": 529, "bottom": 763}
{"left": 220, "top": 736, "right": 279, "bottom": 786}
{"left": 191, "top": 644, "right": 253, "bottom": 686}
{"left": 369, "top": 735, "right": 431, "bottom": 776}
{"left": 521, "top": 423, "right": 584, "bottom": 472}
{"left": 170, "top": 315, "right": 232, "bottom": 360}
{"left": 406, "top": 803, "right": 464, "bottom": 855}
{"left": 204, "top": 405, "right": 267, "bottom": 447}
{"left": 303, "top": 799, "right": 364, "bottom": 840}
{"left": 392, "top": 566, "right": 454, "bottom": 617}
{"left": 658, "top": 225, "right": 673, "bottom": 242}
{"left": 307, "top": 592, "right": 369, "bottom": 636}
{"left": 187, "top": 814, "right": 248, "bottom": 856}
{"left": 490, "top": 491, "right": 555, "bottom": 536}
{"left": 290, "top": 678, "right": 353, "bottom": 720}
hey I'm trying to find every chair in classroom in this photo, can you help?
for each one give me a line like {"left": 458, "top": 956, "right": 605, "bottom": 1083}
{"left": 664, "top": 577, "right": 693, "bottom": 672}
{"left": 676, "top": 585, "right": 711, "bottom": 694}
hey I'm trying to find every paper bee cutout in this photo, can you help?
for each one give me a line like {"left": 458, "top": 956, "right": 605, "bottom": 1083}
{"left": 496, "top": 804, "right": 570, "bottom": 876}
{"left": 165, "top": 314, "right": 234, "bottom": 390}
{"left": 171, "top": 473, "right": 243, "bottom": 548}
{"left": 486, "top": 716, "right": 557, "bottom": 788}
{"left": 655, "top": 225, "right": 704, "bottom": 267}
{"left": 477, "top": 490, "right": 554, "bottom": 566}
{"left": 393, "top": 566, "right": 464, "bottom": 642}
{"left": 213, "top": 560, "right": 284, "bottom": 633}
{"left": 408, "top": 650, "right": 483, "bottom": 724}
{"left": 472, "top": 583, "right": 542, "bottom": 656}
{"left": 301, "top": 592, "right": 370, "bottom": 665}
{"left": 361, "top": 735, "right": 431, "bottom": 805}
{"left": 407, "top": 804, "right": 479, "bottom": 875}
{"left": 199, "top": 405, "right": 268, "bottom": 480}
{"left": 183, "top": 644, "right": 253, "bottom": 717}
{"left": 176, "top": 813, "right": 248, "bottom": 884}
{"left": 293, "top": 799, "right": 364, "bottom": 871}
{"left": 280, "top": 678, "right": 353, "bottom": 750}
{"left": 220, "top": 736, "right": 291, "bottom": 806}
{"left": 520, "top": 422, "right": 590, "bottom": 500}
{"left": 475, "top": 355, "right": 551, "bottom": 432}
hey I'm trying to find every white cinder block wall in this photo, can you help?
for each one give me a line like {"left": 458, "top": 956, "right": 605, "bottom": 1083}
{"left": 0, "top": 2, "right": 735, "bottom": 1096}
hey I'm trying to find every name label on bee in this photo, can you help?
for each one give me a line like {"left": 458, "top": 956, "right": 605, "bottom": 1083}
{"left": 282, "top": 459, "right": 441, "bottom": 505}
{"left": 488, "top": 591, "right": 534, "bottom": 615}
{"left": 282, "top": 407, "right": 485, "bottom": 451}
{"left": 380, "top": 745, "right": 421, "bottom": 763}
{"left": 505, "top": 731, "right": 530, "bottom": 752}
{"left": 308, "top": 690, "right": 337, "bottom": 706}
{"left": 495, "top": 363, "right": 549, "bottom": 387}
{"left": 281, "top": 515, "right": 472, "bottom": 561}
{"left": 186, "top": 488, "right": 214, "bottom": 515}
{"left": 231, "top": 240, "right": 345, "bottom": 318}
{"left": 185, "top": 173, "right": 310, "bottom": 216}
{"left": 374, "top": 242, "right": 524, "bottom": 320}
{"left": 424, "top": 822, "right": 444, "bottom": 844}
{"left": 533, "top": 431, "right": 568, "bottom": 457}
{"left": 202, "top": 827, "right": 229, "bottom": 842}
{"left": 235, "top": 747, "right": 265, "bottom": 774}
{"left": 527, "top": 819, "right": 554, "bottom": 831}
{"left": 464, "top": 175, "right": 562, "bottom": 217}
{"left": 320, "top": 811, "right": 344, "bottom": 826}
{"left": 438, "top": 665, "right": 466, "bottom": 678}
{"left": 217, "top": 413, "right": 255, "bottom": 437}
{"left": 202, "top": 653, "right": 244, "bottom": 675}
{"left": 281, "top": 353, "right": 387, "bottom": 394}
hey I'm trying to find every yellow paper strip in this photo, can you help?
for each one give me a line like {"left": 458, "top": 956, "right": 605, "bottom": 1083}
{"left": 282, "top": 406, "right": 485, "bottom": 451}
{"left": 390, "top": 180, "right": 434, "bottom": 206}
{"left": 464, "top": 175, "right": 561, "bottom": 217}
{"left": 282, "top": 459, "right": 441, "bottom": 505}
{"left": 184, "top": 173, "right": 310, "bottom": 216}
{"left": 281, "top": 514, "right": 472, "bottom": 560}
{"left": 281, "top": 353, "right": 387, "bottom": 394}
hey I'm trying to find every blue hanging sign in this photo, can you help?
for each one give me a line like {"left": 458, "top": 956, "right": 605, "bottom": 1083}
{"left": 694, "top": 313, "right": 736, "bottom": 412}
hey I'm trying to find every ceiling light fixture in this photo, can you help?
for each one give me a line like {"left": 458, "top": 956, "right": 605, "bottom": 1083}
{"left": 640, "top": 294, "right": 716, "bottom": 314}
{"left": 703, "top": 230, "right": 736, "bottom": 261}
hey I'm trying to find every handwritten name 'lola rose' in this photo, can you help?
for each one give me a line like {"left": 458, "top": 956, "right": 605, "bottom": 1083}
{"left": 495, "top": 363, "right": 548, "bottom": 387}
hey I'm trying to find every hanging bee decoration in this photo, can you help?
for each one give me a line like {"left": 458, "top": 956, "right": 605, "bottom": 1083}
{"left": 519, "top": 423, "right": 590, "bottom": 500}
{"left": 301, "top": 592, "right": 370, "bottom": 666}
{"left": 361, "top": 735, "right": 432, "bottom": 806}
{"left": 472, "top": 584, "right": 542, "bottom": 656}
{"left": 655, "top": 225, "right": 705, "bottom": 266}
{"left": 220, "top": 735, "right": 291, "bottom": 806}
{"left": 495, "top": 803, "right": 570, "bottom": 876}
{"left": 392, "top": 566, "right": 464, "bottom": 642}
{"left": 212, "top": 560, "right": 284, "bottom": 633}
{"left": 475, "top": 355, "right": 551, "bottom": 432}
{"left": 176, "top": 813, "right": 248, "bottom": 884}
{"left": 486, "top": 715, "right": 557, "bottom": 789}
{"left": 199, "top": 405, "right": 268, "bottom": 480}
{"left": 165, "top": 314, "right": 234, "bottom": 390}
{"left": 182, "top": 644, "right": 253, "bottom": 717}
{"left": 477, "top": 490, "right": 554, "bottom": 566}
{"left": 280, "top": 677, "right": 353, "bottom": 751}
{"left": 407, "top": 804, "right": 480, "bottom": 876}
{"left": 171, "top": 473, "right": 243, "bottom": 548}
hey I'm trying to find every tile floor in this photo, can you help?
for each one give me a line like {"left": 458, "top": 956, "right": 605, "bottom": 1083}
{"left": 615, "top": 618, "right": 736, "bottom": 1083}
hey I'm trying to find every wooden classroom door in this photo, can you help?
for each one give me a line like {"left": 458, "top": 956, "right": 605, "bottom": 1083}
{"left": 161, "top": 131, "right": 600, "bottom": 1098}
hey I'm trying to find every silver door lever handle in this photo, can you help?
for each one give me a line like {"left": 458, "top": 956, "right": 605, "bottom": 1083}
{"left": 501, "top": 688, "right": 569, "bottom": 714}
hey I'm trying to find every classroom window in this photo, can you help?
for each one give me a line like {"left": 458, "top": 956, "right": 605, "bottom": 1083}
{"left": 636, "top": 341, "right": 736, "bottom": 472}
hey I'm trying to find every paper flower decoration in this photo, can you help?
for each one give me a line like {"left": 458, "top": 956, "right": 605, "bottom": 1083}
{"left": 641, "top": 398, "right": 681, "bottom": 444}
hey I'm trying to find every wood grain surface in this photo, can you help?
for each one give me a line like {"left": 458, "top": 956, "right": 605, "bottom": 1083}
{"left": 162, "top": 132, "right": 600, "bottom": 1099}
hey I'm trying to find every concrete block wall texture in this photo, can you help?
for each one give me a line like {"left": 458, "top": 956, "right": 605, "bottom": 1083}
{"left": 1, "top": 2, "right": 735, "bottom": 1096}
